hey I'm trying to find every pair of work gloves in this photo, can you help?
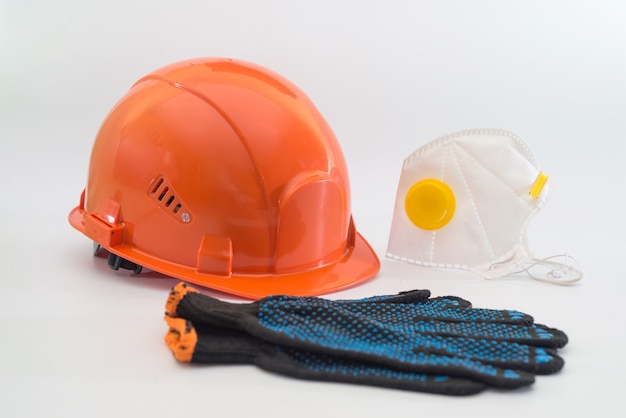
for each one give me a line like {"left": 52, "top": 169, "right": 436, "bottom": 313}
{"left": 164, "top": 282, "right": 568, "bottom": 396}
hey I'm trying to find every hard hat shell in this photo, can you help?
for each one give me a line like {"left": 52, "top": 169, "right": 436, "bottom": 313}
{"left": 69, "top": 57, "right": 379, "bottom": 299}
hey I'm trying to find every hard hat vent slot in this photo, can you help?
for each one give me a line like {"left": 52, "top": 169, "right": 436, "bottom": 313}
{"left": 158, "top": 187, "right": 170, "bottom": 201}
{"left": 151, "top": 178, "right": 164, "bottom": 194}
{"left": 148, "top": 176, "right": 192, "bottom": 223}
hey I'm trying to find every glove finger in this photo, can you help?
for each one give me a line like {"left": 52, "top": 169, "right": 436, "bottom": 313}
{"left": 408, "top": 333, "right": 565, "bottom": 375}
{"left": 412, "top": 321, "right": 568, "bottom": 349}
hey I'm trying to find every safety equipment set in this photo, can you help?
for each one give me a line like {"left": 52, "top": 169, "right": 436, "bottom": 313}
{"left": 68, "top": 57, "right": 580, "bottom": 395}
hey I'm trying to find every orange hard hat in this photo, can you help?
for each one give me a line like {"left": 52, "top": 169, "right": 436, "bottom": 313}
{"left": 68, "top": 57, "right": 380, "bottom": 299}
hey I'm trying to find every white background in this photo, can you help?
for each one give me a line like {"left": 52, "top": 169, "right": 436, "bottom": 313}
{"left": 1, "top": 1, "right": 625, "bottom": 416}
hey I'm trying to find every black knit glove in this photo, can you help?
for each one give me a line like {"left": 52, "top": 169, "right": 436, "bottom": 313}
{"left": 164, "top": 282, "right": 567, "bottom": 394}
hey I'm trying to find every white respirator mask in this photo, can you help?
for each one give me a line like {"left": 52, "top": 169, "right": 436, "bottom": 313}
{"left": 386, "top": 129, "right": 582, "bottom": 285}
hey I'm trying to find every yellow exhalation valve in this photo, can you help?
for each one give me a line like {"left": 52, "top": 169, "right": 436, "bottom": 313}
{"left": 404, "top": 178, "right": 456, "bottom": 230}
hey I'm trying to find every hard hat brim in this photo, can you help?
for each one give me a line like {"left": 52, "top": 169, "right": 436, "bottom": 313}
{"left": 69, "top": 205, "right": 380, "bottom": 299}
